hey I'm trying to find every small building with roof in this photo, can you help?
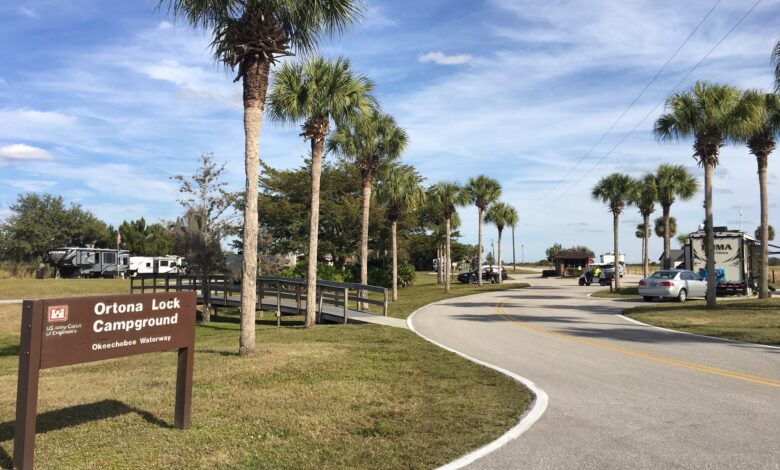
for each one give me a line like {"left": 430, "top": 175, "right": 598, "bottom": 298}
{"left": 552, "top": 249, "right": 593, "bottom": 276}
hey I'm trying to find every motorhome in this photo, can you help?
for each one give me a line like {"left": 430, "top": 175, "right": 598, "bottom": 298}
{"left": 43, "top": 247, "right": 129, "bottom": 278}
{"left": 683, "top": 227, "right": 765, "bottom": 295}
{"left": 128, "top": 256, "right": 186, "bottom": 277}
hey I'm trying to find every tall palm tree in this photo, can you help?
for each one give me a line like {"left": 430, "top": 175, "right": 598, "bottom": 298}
{"left": 630, "top": 173, "right": 657, "bottom": 277}
{"left": 773, "top": 41, "right": 780, "bottom": 91}
{"left": 654, "top": 81, "right": 759, "bottom": 307}
{"left": 464, "top": 176, "right": 502, "bottom": 286}
{"left": 484, "top": 202, "right": 517, "bottom": 284}
{"left": 328, "top": 111, "right": 408, "bottom": 304}
{"left": 592, "top": 173, "right": 635, "bottom": 290}
{"left": 428, "top": 182, "right": 468, "bottom": 292}
{"left": 743, "top": 90, "right": 780, "bottom": 298}
{"left": 162, "top": 0, "right": 363, "bottom": 354}
{"left": 268, "top": 56, "right": 375, "bottom": 327}
{"left": 653, "top": 164, "right": 697, "bottom": 270}
{"left": 376, "top": 165, "right": 425, "bottom": 301}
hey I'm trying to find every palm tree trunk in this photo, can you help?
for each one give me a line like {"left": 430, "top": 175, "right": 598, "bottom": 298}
{"left": 445, "top": 217, "right": 452, "bottom": 292}
{"left": 643, "top": 214, "right": 650, "bottom": 277}
{"left": 391, "top": 219, "right": 398, "bottom": 302}
{"left": 305, "top": 136, "right": 326, "bottom": 327}
{"left": 704, "top": 162, "right": 716, "bottom": 308}
{"left": 359, "top": 175, "right": 372, "bottom": 308}
{"left": 613, "top": 212, "right": 621, "bottom": 290}
{"left": 239, "top": 59, "right": 270, "bottom": 356}
{"left": 477, "top": 207, "right": 484, "bottom": 286}
{"left": 758, "top": 155, "right": 769, "bottom": 299}
{"left": 662, "top": 204, "right": 671, "bottom": 269}
{"left": 497, "top": 228, "right": 503, "bottom": 284}
{"left": 436, "top": 246, "right": 442, "bottom": 284}
{"left": 511, "top": 225, "right": 516, "bottom": 273}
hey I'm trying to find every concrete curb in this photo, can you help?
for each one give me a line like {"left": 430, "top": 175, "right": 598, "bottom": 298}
{"left": 406, "top": 289, "right": 548, "bottom": 470}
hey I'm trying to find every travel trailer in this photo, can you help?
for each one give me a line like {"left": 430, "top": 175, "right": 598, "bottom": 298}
{"left": 43, "top": 247, "right": 129, "bottom": 278}
{"left": 128, "top": 256, "right": 186, "bottom": 277}
{"left": 682, "top": 227, "right": 765, "bottom": 295}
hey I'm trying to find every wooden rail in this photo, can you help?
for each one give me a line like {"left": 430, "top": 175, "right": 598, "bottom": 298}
{"left": 130, "top": 274, "right": 388, "bottom": 323}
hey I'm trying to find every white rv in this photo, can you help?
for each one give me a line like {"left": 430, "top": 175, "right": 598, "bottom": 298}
{"left": 128, "top": 256, "right": 186, "bottom": 277}
{"left": 683, "top": 228, "right": 759, "bottom": 295}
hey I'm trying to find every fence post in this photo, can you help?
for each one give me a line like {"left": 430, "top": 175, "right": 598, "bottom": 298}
{"left": 317, "top": 289, "right": 324, "bottom": 324}
{"left": 276, "top": 281, "right": 282, "bottom": 326}
{"left": 343, "top": 288, "right": 349, "bottom": 324}
{"left": 223, "top": 277, "right": 228, "bottom": 305}
{"left": 296, "top": 284, "right": 301, "bottom": 315}
{"left": 383, "top": 288, "right": 388, "bottom": 317}
{"left": 165, "top": 276, "right": 170, "bottom": 292}
{"left": 141, "top": 276, "right": 145, "bottom": 294}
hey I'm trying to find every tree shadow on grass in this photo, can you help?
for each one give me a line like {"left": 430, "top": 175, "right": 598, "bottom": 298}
{"left": 0, "top": 399, "right": 171, "bottom": 467}
{"left": 0, "top": 344, "right": 19, "bottom": 358}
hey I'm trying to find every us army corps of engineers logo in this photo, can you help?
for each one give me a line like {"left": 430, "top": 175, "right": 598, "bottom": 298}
{"left": 47, "top": 305, "right": 68, "bottom": 323}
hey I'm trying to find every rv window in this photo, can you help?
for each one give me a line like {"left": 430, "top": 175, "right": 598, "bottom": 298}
{"left": 160, "top": 261, "right": 169, "bottom": 267}
{"left": 146, "top": 262, "right": 151, "bottom": 268}
{"left": 80, "top": 252, "right": 97, "bottom": 264}
{"left": 103, "top": 252, "right": 116, "bottom": 264}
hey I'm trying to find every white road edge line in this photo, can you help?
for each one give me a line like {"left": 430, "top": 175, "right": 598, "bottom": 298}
{"left": 615, "top": 313, "right": 780, "bottom": 351}
{"left": 406, "top": 293, "right": 548, "bottom": 470}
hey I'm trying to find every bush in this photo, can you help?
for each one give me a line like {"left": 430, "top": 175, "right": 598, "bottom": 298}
{"left": 278, "top": 261, "right": 345, "bottom": 282}
{"left": 541, "top": 269, "right": 558, "bottom": 278}
{"left": 346, "top": 260, "right": 416, "bottom": 288}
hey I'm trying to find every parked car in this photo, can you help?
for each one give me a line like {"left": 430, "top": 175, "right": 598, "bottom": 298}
{"left": 638, "top": 269, "right": 707, "bottom": 302}
{"left": 457, "top": 266, "right": 508, "bottom": 284}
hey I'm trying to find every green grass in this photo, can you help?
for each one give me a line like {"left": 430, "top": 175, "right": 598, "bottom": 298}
{"left": 0, "top": 289, "right": 532, "bottom": 469}
{"left": 371, "top": 273, "right": 530, "bottom": 319}
{"left": 0, "top": 278, "right": 129, "bottom": 300}
{"left": 591, "top": 287, "right": 640, "bottom": 298}
{"left": 508, "top": 268, "right": 539, "bottom": 275}
{"left": 624, "top": 298, "right": 780, "bottom": 346}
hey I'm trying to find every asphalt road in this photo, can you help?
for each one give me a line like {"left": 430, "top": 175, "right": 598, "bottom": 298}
{"left": 411, "top": 274, "right": 780, "bottom": 469}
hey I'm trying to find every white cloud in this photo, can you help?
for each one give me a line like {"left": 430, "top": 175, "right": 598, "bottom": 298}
{"left": 2, "top": 179, "right": 56, "bottom": 192}
{"left": 157, "top": 21, "right": 173, "bottom": 31}
{"left": 18, "top": 6, "right": 37, "bottom": 18}
{"left": 418, "top": 51, "right": 474, "bottom": 65}
{"left": 0, "top": 144, "right": 53, "bottom": 164}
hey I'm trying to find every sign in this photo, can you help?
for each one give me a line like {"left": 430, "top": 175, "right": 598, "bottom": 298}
{"left": 14, "top": 291, "right": 196, "bottom": 470}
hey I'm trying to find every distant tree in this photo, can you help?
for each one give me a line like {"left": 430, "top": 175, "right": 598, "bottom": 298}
{"left": 464, "top": 175, "right": 502, "bottom": 285}
{"left": 654, "top": 216, "right": 677, "bottom": 239}
{"left": 574, "top": 246, "right": 595, "bottom": 257}
{"left": 428, "top": 182, "right": 468, "bottom": 292}
{"left": 630, "top": 173, "right": 658, "bottom": 277}
{"left": 171, "top": 153, "right": 234, "bottom": 323}
{"left": 117, "top": 218, "right": 173, "bottom": 256}
{"left": 592, "top": 173, "right": 635, "bottom": 290}
{"left": 755, "top": 225, "right": 776, "bottom": 242}
{"left": 268, "top": 56, "right": 375, "bottom": 328}
{"left": 545, "top": 243, "right": 564, "bottom": 261}
{"left": 485, "top": 251, "right": 495, "bottom": 266}
{"left": 677, "top": 233, "right": 690, "bottom": 247}
{"left": 0, "top": 193, "right": 112, "bottom": 262}
{"left": 376, "top": 164, "right": 425, "bottom": 301}
{"left": 485, "top": 202, "right": 517, "bottom": 284}
{"left": 653, "top": 164, "right": 696, "bottom": 269}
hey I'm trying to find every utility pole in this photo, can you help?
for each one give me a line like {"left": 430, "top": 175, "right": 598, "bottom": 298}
{"left": 521, "top": 244, "right": 524, "bottom": 264}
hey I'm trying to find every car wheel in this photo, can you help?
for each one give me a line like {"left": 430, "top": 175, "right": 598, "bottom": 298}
{"left": 677, "top": 289, "right": 687, "bottom": 303}
{"left": 642, "top": 296, "right": 653, "bottom": 302}
{"left": 579, "top": 278, "right": 585, "bottom": 286}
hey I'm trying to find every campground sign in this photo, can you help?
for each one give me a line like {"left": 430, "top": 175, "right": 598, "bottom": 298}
{"left": 14, "top": 291, "right": 196, "bottom": 470}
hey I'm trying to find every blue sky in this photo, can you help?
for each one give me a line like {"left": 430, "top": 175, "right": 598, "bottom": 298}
{"left": 0, "top": 0, "right": 778, "bottom": 262}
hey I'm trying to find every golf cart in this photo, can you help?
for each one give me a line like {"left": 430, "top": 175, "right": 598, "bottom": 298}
{"left": 578, "top": 265, "right": 614, "bottom": 286}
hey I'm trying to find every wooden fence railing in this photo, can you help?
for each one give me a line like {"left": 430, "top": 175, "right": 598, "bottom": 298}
{"left": 130, "top": 274, "right": 388, "bottom": 324}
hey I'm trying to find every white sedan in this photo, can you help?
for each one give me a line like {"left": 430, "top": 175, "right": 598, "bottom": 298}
{"left": 638, "top": 270, "right": 707, "bottom": 302}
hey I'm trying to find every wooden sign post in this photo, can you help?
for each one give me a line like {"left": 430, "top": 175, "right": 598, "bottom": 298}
{"left": 13, "top": 291, "right": 196, "bottom": 470}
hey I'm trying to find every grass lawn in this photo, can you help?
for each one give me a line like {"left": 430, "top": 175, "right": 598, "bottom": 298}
{"left": 371, "top": 272, "right": 530, "bottom": 319}
{"left": 0, "top": 278, "right": 129, "bottom": 300}
{"left": 624, "top": 298, "right": 780, "bottom": 346}
{"left": 0, "top": 284, "right": 533, "bottom": 469}
{"left": 591, "top": 287, "right": 640, "bottom": 298}
{"left": 508, "top": 268, "right": 539, "bottom": 275}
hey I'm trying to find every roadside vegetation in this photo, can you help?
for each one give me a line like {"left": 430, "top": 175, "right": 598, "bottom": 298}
{"left": 591, "top": 287, "right": 640, "bottom": 298}
{"left": 623, "top": 298, "right": 780, "bottom": 346}
{"left": 0, "top": 278, "right": 129, "bottom": 300}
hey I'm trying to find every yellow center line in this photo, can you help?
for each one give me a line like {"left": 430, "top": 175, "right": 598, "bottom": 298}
{"left": 494, "top": 300, "right": 780, "bottom": 389}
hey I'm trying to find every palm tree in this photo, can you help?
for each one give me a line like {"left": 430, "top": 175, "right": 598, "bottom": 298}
{"left": 162, "top": 0, "right": 363, "bottom": 354}
{"left": 653, "top": 164, "right": 697, "bottom": 270}
{"left": 743, "top": 90, "right": 780, "bottom": 298}
{"left": 464, "top": 176, "right": 502, "bottom": 286}
{"left": 592, "top": 173, "right": 635, "bottom": 290}
{"left": 654, "top": 81, "right": 759, "bottom": 307}
{"left": 773, "top": 41, "right": 780, "bottom": 91}
{"left": 654, "top": 216, "right": 677, "bottom": 239}
{"left": 630, "top": 173, "right": 657, "bottom": 277}
{"left": 268, "top": 56, "right": 375, "bottom": 327}
{"left": 376, "top": 165, "right": 425, "bottom": 301}
{"left": 485, "top": 202, "right": 517, "bottom": 284}
{"left": 428, "top": 182, "right": 468, "bottom": 292}
{"left": 328, "top": 111, "right": 408, "bottom": 304}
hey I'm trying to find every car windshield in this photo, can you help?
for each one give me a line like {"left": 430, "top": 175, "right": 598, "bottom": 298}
{"left": 649, "top": 271, "right": 677, "bottom": 279}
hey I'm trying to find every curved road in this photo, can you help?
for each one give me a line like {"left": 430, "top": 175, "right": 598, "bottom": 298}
{"left": 411, "top": 274, "right": 780, "bottom": 469}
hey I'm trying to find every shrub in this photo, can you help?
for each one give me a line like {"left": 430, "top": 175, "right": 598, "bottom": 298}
{"left": 278, "top": 261, "right": 345, "bottom": 282}
{"left": 346, "top": 260, "right": 416, "bottom": 288}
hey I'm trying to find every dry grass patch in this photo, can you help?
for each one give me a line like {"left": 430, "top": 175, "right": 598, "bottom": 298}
{"left": 0, "top": 279, "right": 129, "bottom": 300}
{"left": 0, "top": 305, "right": 531, "bottom": 469}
